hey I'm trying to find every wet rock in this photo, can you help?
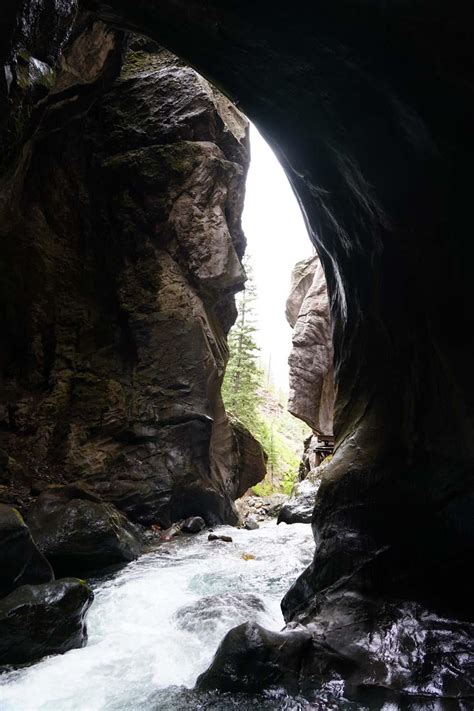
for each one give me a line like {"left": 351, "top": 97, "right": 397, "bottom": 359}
{"left": 182, "top": 516, "right": 206, "bottom": 533}
{"left": 27, "top": 486, "right": 143, "bottom": 575}
{"left": 277, "top": 479, "right": 321, "bottom": 525}
{"left": 175, "top": 593, "right": 265, "bottom": 633}
{"left": 244, "top": 516, "right": 259, "bottom": 530}
{"left": 298, "top": 592, "right": 474, "bottom": 703}
{"left": 208, "top": 534, "right": 233, "bottom": 543}
{"left": 0, "top": 578, "right": 93, "bottom": 666}
{"left": 196, "top": 622, "right": 312, "bottom": 693}
{"left": 0, "top": 503, "right": 53, "bottom": 598}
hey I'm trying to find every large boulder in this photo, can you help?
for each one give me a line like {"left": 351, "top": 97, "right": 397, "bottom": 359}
{"left": 196, "top": 622, "right": 313, "bottom": 693}
{"left": 0, "top": 503, "right": 53, "bottom": 599}
{"left": 0, "top": 578, "right": 93, "bottom": 666}
{"left": 28, "top": 486, "right": 143, "bottom": 575}
{"left": 277, "top": 478, "right": 321, "bottom": 525}
{"left": 228, "top": 416, "right": 267, "bottom": 499}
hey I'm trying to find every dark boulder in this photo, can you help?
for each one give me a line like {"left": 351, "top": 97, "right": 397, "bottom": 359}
{"left": 0, "top": 503, "right": 53, "bottom": 599}
{"left": 182, "top": 516, "right": 206, "bottom": 533}
{"left": 277, "top": 479, "right": 321, "bottom": 525}
{"left": 208, "top": 533, "right": 233, "bottom": 543}
{"left": 0, "top": 578, "right": 93, "bottom": 666}
{"left": 196, "top": 622, "right": 312, "bottom": 693}
{"left": 27, "top": 486, "right": 143, "bottom": 575}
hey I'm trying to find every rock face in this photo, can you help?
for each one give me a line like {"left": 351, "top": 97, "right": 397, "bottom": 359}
{"left": 286, "top": 255, "right": 334, "bottom": 437}
{"left": 28, "top": 486, "right": 143, "bottom": 575}
{"left": 2, "top": 1, "right": 474, "bottom": 705}
{"left": 0, "top": 578, "right": 93, "bottom": 666}
{"left": 0, "top": 24, "right": 260, "bottom": 528}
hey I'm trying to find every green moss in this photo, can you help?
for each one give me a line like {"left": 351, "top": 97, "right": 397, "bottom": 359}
{"left": 12, "top": 507, "right": 26, "bottom": 526}
{"left": 121, "top": 51, "right": 153, "bottom": 78}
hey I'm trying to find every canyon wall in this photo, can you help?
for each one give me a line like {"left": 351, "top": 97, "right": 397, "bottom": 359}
{"left": 0, "top": 15, "right": 264, "bottom": 529}
{"left": 286, "top": 254, "right": 334, "bottom": 438}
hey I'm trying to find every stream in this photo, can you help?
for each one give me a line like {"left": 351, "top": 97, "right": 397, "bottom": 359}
{"left": 0, "top": 521, "right": 342, "bottom": 711}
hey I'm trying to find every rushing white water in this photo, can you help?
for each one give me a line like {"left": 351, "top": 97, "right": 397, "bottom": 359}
{"left": 0, "top": 522, "right": 317, "bottom": 711}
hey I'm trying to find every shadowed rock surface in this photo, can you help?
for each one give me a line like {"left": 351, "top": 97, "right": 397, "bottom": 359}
{"left": 27, "top": 485, "right": 143, "bottom": 575}
{"left": 1, "top": 0, "right": 474, "bottom": 704}
{"left": 0, "top": 503, "right": 53, "bottom": 598}
{"left": 0, "top": 578, "right": 93, "bottom": 666}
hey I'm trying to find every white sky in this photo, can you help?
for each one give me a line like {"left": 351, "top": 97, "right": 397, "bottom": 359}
{"left": 242, "top": 124, "right": 314, "bottom": 391}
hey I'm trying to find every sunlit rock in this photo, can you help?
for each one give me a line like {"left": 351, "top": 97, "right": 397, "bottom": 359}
{"left": 286, "top": 255, "right": 334, "bottom": 437}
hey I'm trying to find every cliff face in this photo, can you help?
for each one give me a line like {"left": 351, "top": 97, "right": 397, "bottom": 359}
{"left": 286, "top": 255, "right": 334, "bottom": 438}
{"left": 0, "top": 19, "right": 260, "bottom": 528}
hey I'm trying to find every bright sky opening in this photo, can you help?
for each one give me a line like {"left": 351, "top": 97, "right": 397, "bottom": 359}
{"left": 242, "top": 124, "right": 314, "bottom": 392}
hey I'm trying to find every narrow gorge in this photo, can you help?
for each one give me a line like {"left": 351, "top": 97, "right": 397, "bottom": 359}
{"left": 1, "top": 2, "right": 473, "bottom": 709}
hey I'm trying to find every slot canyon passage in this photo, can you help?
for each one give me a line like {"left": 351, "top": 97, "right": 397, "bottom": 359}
{"left": 1, "top": 1, "right": 474, "bottom": 709}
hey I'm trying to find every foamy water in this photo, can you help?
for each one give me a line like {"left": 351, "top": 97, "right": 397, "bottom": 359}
{"left": 0, "top": 522, "right": 316, "bottom": 710}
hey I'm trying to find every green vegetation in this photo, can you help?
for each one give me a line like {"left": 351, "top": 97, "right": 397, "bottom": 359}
{"left": 222, "top": 257, "right": 310, "bottom": 496}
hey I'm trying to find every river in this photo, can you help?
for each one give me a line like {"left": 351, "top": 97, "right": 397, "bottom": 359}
{"left": 0, "top": 521, "right": 344, "bottom": 710}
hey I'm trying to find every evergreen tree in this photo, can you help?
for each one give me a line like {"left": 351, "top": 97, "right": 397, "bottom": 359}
{"left": 222, "top": 258, "right": 263, "bottom": 432}
{"left": 223, "top": 255, "right": 312, "bottom": 496}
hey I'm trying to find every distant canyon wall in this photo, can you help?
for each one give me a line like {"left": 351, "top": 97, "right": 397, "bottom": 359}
{"left": 286, "top": 254, "right": 334, "bottom": 439}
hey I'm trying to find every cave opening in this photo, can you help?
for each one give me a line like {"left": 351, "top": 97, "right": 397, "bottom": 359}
{"left": 1, "top": 2, "right": 473, "bottom": 707}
